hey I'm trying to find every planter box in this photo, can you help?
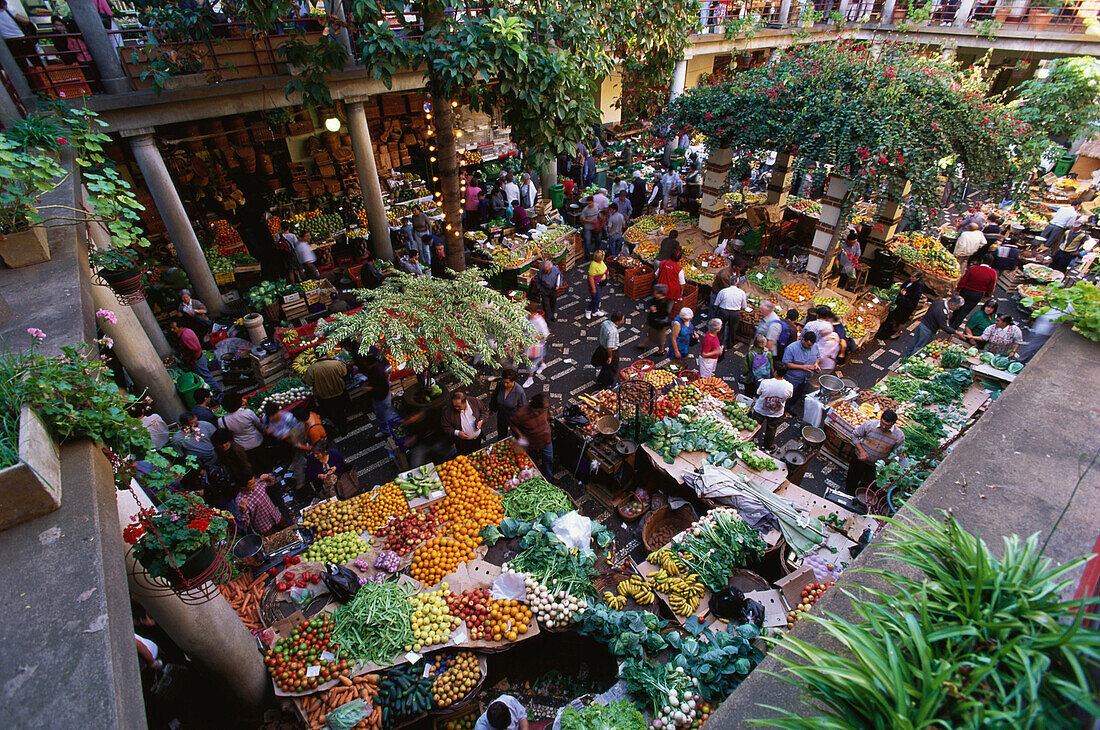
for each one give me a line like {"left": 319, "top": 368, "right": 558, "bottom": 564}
{"left": 164, "top": 73, "right": 206, "bottom": 90}
{"left": 0, "top": 407, "right": 61, "bottom": 531}
{"left": 0, "top": 225, "right": 49, "bottom": 268}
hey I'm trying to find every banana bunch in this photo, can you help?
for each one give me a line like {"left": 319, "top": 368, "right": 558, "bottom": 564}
{"left": 616, "top": 575, "right": 655, "bottom": 606}
{"left": 647, "top": 571, "right": 706, "bottom": 617}
{"left": 601, "top": 591, "right": 627, "bottom": 610}
{"left": 647, "top": 548, "right": 681, "bottom": 577}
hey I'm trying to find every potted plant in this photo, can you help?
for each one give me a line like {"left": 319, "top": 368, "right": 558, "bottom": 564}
{"left": 91, "top": 246, "right": 145, "bottom": 301}
{"left": 0, "top": 137, "right": 65, "bottom": 268}
{"left": 125, "top": 492, "right": 231, "bottom": 586}
{"left": 1028, "top": 0, "right": 1061, "bottom": 29}
{"left": 133, "top": 5, "right": 220, "bottom": 95}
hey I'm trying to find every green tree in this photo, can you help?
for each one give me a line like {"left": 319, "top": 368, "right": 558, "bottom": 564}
{"left": 1014, "top": 56, "right": 1100, "bottom": 140}
{"left": 349, "top": 0, "right": 699, "bottom": 270}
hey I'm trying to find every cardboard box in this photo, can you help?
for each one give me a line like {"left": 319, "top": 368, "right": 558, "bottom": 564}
{"left": 774, "top": 565, "right": 816, "bottom": 612}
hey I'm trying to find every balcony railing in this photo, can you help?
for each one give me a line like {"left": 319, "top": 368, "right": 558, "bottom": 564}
{"left": 1, "top": 1, "right": 1097, "bottom": 105}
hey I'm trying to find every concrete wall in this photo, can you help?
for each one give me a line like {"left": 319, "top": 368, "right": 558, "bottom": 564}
{"left": 685, "top": 54, "right": 716, "bottom": 91}
{"left": 710, "top": 325, "right": 1100, "bottom": 727}
{"left": 597, "top": 70, "right": 623, "bottom": 127}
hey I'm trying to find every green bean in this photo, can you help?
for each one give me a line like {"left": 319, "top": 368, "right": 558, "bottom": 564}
{"left": 331, "top": 579, "right": 416, "bottom": 664}
{"left": 501, "top": 478, "right": 573, "bottom": 521}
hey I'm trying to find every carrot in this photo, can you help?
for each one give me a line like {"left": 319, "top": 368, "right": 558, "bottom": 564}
{"left": 368, "top": 705, "right": 382, "bottom": 729}
{"left": 339, "top": 675, "right": 353, "bottom": 687}
{"left": 248, "top": 572, "right": 269, "bottom": 591}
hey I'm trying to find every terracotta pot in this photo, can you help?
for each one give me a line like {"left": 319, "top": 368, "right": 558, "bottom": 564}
{"left": 0, "top": 225, "right": 49, "bottom": 268}
{"left": 1030, "top": 9, "right": 1053, "bottom": 29}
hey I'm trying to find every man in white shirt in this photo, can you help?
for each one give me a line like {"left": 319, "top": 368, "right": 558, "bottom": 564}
{"left": 660, "top": 168, "right": 683, "bottom": 211}
{"left": 502, "top": 173, "right": 520, "bottom": 207}
{"left": 295, "top": 231, "right": 320, "bottom": 279}
{"left": 953, "top": 222, "right": 986, "bottom": 268}
{"left": 753, "top": 300, "right": 784, "bottom": 355}
{"left": 518, "top": 173, "right": 538, "bottom": 209}
{"left": 592, "top": 188, "right": 610, "bottom": 212}
{"left": 714, "top": 281, "right": 747, "bottom": 348}
{"left": 475, "top": 694, "right": 528, "bottom": 730}
{"left": 752, "top": 362, "right": 793, "bottom": 450}
{"left": 1044, "top": 204, "right": 1078, "bottom": 251}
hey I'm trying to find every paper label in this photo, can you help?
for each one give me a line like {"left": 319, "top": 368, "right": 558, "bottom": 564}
{"left": 755, "top": 272, "right": 764, "bottom": 279}
{"left": 450, "top": 622, "right": 469, "bottom": 646}
{"left": 871, "top": 297, "right": 880, "bottom": 303}
{"left": 404, "top": 651, "right": 422, "bottom": 664}
{"left": 320, "top": 651, "right": 335, "bottom": 662}
{"left": 306, "top": 665, "right": 321, "bottom": 678}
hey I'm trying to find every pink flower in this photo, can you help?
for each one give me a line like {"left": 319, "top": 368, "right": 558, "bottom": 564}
{"left": 26, "top": 328, "right": 45, "bottom": 339}
{"left": 704, "top": 112, "right": 713, "bottom": 120}
{"left": 95, "top": 308, "right": 118, "bottom": 324}
{"left": 98, "top": 336, "right": 114, "bottom": 349}
{"left": 884, "top": 67, "right": 896, "bottom": 79}
{"left": 56, "top": 137, "right": 68, "bottom": 145}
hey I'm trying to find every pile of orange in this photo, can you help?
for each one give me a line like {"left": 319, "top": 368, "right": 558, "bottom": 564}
{"left": 363, "top": 482, "right": 410, "bottom": 533}
{"left": 487, "top": 599, "right": 532, "bottom": 642}
{"left": 410, "top": 537, "right": 474, "bottom": 586}
{"left": 780, "top": 282, "right": 814, "bottom": 303}
{"left": 437, "top": 456, "right": 503, "bottom": 548}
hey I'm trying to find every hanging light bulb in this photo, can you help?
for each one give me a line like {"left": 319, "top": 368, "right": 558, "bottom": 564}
{"left": 451, "top": 100, "right": 458, "bottom": 108}
{"left": 430, "top": 157, "right": 436, "bottom": 162}
{"left": 435, "top": 191, "right": 441, "bottom": 197}
{"left": 446, "top": 224, "right": 453, "bottom": 230}
{"left": 432, "top": 176, "right": 439, "bottom": 182}
{"left": 325, "top": 117, "right": 341, "bottom": 132}
{"left": 455, "top": 130, "right": 463, "bottom": 139}
{"left": 429, "top": 146, "right": 435, "bottom": 151}
{"left": 426, "top": 113, "right": 432, "bottom": 120}
{"left": 427, "top": 129, "right": 434, "bottom": 136}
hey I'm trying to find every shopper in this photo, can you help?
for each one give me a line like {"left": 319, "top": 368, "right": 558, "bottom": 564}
{"left": 399, "top": 249, "right": 426, "bottom": 276}
{"left": 753, "top": 361, "right": 793, "bottom": 451}
{"left": 606, "top": 203, "right": 626, "bottom": 256}
{"left": 585, "top": 250, "right": 609, "bottom": 319}
{"left": 708, "top": 257, "right": 733, "bottom": 316}
{"left": 360, "top": 349, "right": 396, "bottom": 435}
{"left": 510, "top": 394, "right": 554, "bottom": 479}
{"left": 698, "top": 319, "right": 724, "bottom": 378}
{"left": 465, "top": 177, "right": 483, "bottom": 229}
{"left": 782, "top": 331, "right": 821, "bottom": 417}
{"left": 953, "top": 222, "right": 986, "bottom": 269}
{"left": 579, "top": 197, "right": 600, "bottom": 257}
{"left": 656, "top": 248, "right": 686, "bottom": 300}
{"left": 518, "top": 173, "right": 538, "bottom": 210}
{"left": 846, "top": 409, "right": 906, "bottom": 499}
{"left": 1042, "top": 203, "right": 1078, "bottom": 251}
{"left": 217, "top": 392, "right": 268, "bottom": 471}
{"left": 490, "top": 368, "right": 528, "bottom": 440}
{"left": 306, "top": 440, "right": 359, "bottom": 499}
{"left": 645, "top": 175, "right": 664, "bottom": 214}
{"left": 614, "top": 190, "right": 633, "bottom": 223}
{"left": 638, "top": 284, "right": 673, "bottom": 353}
{"left": 168, "top": 319, "right": 221, "bottom": 397}
{"left": 276, "top": 221, "right": 300, "bottom": 276}
{"left": 171, "top": 412, "right": 217, "bottom": 465}
{"left": 475, "top": 694, "right": 529, "bottom": 730}
{"left": 512, "top": 204, "right": 534, "bottom": 234}
{"left": 1052, "top": 220, "right": 1092, "bottom": 272}
{"left": 743, "top": 334, "right": 774, "bottom": 396}
{"left": 304, "top": 352, "right": 349, "bottom": 435}
{"left": 629, "top": 170, "right": 648, "bottom": 218}
{"left": 441, "top": 391, "right": 488, "bottom": 455}
{"left": 234, "top": 474, "right": 285, "bottom": 536}
{"left": 656, "top": 229, "right": 680, "bottom": 262}
{"left": 660, "top": 167, "right": 683, "bottom": 211}
{"left": 294, "top": 231, "right": 321, "bottom": 280}
{"left": 713, "top": 278, "right": 747, "bottom": 348}
{"left": 837, "top": 231, "right": 861, "bottom": 289}
{"left": 292, "top": 404, "right": 328, "bottom": 449}
{"left": 533, "top": 258, "right": 563, "bottom": 322}
{"left": 502, "top": 173, "right": 520, "bottom": 207}
{"left": 262, "top": 402, "right": 302, "bottom": 464}
{"left": 669, "top": 307, "right": 695, "bottom": 366}
{"left": 132, "top": 400, "right": 169, "bottom": 450}
{"left": 593, "top": 311, "right": 624, "bottom": 387}
{"left": 903, "top": 296, "right": 963, "bottom": 359}
{"left": 212, "top": 429, "right": 252, "bottom": 487}
{"left": 778, "top": 308, "right": 801, "bottom": 351}
{"left": 960, "top": 299, "right": 998, "bottom": 346}
{"left": 952, "top": 254, "right": 998, "bottom": 328}
{"left": 980, "top": 314, "right": 1025, "bottom": 357}
{"left": 754, "top": 301, "right": 783, "bottom": 356}
{"left": 191, "top": 389, "right": 218, "bottom": 423}
{"left": 592, "top": 187, "right": 610, "bottom": 212}
{"left": 882, "top": 270, "right": 924, "bottom": 340}
{"left": 523, "top": 304, "right": 550, "bottom": 388}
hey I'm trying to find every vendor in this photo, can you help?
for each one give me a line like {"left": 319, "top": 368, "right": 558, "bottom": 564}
{"left": 880, "top": 270, "right": 924, "bottom": 340}
{"left": 960, "top": 299, "right": 997, "bottom": 347}
{"left": 441, "top": 391, "right": 488, "bottom": 455}
{"left": 979, "top": 314, "right": 1025, "bottom": 357}
{"left": 510, "top": 393, "right": 554, "bottom": 479}
{"left": 1051, "top": 219, "right": 1092, "bottom": 273}
{"left": 902, "top": 295, "right": 963, "bottom": 359}
{"left": 846, "top": 409, "right": 906, "bottom": 501}
{"left": 475, "top": 694, "right": 529, "bottom": 730}
{"left": 178, "top": 289, "right": 211, "bottom": 331}
{"left": 836, "top": 231, "right": 861, "bottom": 290}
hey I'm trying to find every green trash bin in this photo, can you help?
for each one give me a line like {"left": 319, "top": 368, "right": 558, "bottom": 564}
{"left": 175, "top": 371, "right": 204, "bottom": 409}
{"left": 550, "top": 183, "right": 565, "bottom": 210}
{"left": 1053, "top": 154, "right": 1076, "bottom": 177}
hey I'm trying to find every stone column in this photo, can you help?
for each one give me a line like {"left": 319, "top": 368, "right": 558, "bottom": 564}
{"left": 867, "top": 179, "right": 911, "bottom": 257}
{"left": 881, "top": 0, "right": 898, "bottom": 23}
{"left": 765, "top": 152, "right": 796, "bottom": 209}
{"left": 324, "top": 0, "right": 353, "bottom": 57}
{"left": 91, "top": 283, "right": 183, "bottom": 420}
{"left": 127, "top": 553, "right": 269, "bottom": 718}
{"left": 670, "top": 59, "right": 689, "bottom": 102}
{"left": 0, "top": 79, "right": 19, "bottom": 127}
{"left": 778, "top": 0, "right": 794, "bottom": 25}
{"left": 0, "top": 37, "right": 34, "bottom": 111}
{"left": 807, "top": 175, "right": 850, "bottom": 280}
{"left": 952, "top": 0, "right": 978, "bottom": 24}
{"left": 838, "top": 0, "right": 854, "bottom": 20}
{"left": 346, "top": 100, "right": 394, "bottom": 261}
{"left": 86, "top": 216, "right": 173, "bottom": 358}
{"left": 540, "top": 158, "right": 557, "bottom": 199}
{"left": 67, "top": 0, "right": 130, "bottom": 94}
{"left": 126, "top": 132, "right": 224, "bottom": 315}
{"left": 699, "top": 147, "right": 734, "bottom": 247}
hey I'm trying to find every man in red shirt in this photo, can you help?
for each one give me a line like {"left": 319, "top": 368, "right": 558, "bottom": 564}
{"left": 510, "top": 393, "right": 555, "bottom": 480}
{"left": 951, "top": 254, "right": 998, "bottom": 328}
{"left": 168, "top": 319, "right": 222, "bottom": 398}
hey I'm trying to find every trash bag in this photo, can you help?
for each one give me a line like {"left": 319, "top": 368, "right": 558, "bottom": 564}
{"left": 325, "top": 699, "right": 371, "bottom": 730}
{"left": 561, "top": 404, "right": 590, "bottom": 429}
{"left": 321, "top": 564, "right": 361, "bottom": 604}
{"left": 710, "top": 587, "right": 765, "bottom": 628}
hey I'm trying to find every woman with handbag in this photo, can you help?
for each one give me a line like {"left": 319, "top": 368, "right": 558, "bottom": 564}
{"left": 585, "top": 250, "right": 609, "bottom": 319}
{"left": 306, "top": 440, "right": 359, "bottom": 499}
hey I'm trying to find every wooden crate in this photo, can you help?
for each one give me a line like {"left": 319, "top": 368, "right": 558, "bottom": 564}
{"left": 671, "top": 283, "right": 699, "bottom": 315}
{"left": 624, "top": 270, "right": 655, "bottom": 300}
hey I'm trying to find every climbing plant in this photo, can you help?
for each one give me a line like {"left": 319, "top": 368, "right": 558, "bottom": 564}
{"left": 668, "top": 41, "right": 1044, "bottom": 217}
{"left": 1012, "top": 56, "right": 1100, "bottom": 141}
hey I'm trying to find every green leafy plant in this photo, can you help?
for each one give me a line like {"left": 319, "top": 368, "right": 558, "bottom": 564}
{"left": 976, "top": 17, "right": 1002, "bottom": 39}
{"left": 670, "top": 616, "right": 765, "bottom": 701}
{"left": 560, "top": 700, "right": 647, "bottom": 730}
{"left": 89, "top": 245, "right": 141, "bottom": 274}
{"left": 133, "top": 5, "right": 220, "bottom": 95}
{"left": 575, "top": 605, "right": 668, "bottom": 658}
{"left": 761, "top": 510, "right": 1100, "bottom": 728}
{"left": 725, "top": 14, "right": 762, "bottom": 39}
{"left": 124, "top": 491, "right": 230, "bottom": 581}
{"left": 1025, "top": 280, "right": 1100, "bottom": 341}
{"left": 1014, "top": 56, "right": 1100, "bottom": 140}
{"left": 278, "top": 33, "right": 349, "bottom": 109}
{"left": 0, "top": 137, "right": 66, "bottom": 234}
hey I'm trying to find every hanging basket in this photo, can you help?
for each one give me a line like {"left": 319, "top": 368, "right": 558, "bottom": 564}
{"left": 127, "top": 521, "right": 237, "bottom": 605}
{"left": 94, "top": 267, "right": 147, "bottom": 306}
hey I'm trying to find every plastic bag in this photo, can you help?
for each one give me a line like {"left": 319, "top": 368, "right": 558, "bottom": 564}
{"left": 552, "top": 511, "right": 593, "bottom": 551}
{"left": 491, "top": 571, "right": 528, "bottom": 601}
{"left": 710, "top": 587, "right": 765, "bottom": 627}
{"left": 288, "top": 586, "right": 316, "bottom": 608}
{"left": 325, "top": 699, "right": 372, "bottom": 730}
{"left": 321, "top": 564, "right": 361, "bottom": 603}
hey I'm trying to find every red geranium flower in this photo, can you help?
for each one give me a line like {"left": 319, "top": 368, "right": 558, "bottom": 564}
{"left": 123, "top": 524, "right": 145, "bottom": 545}
{"left": 188, "top": 517, "right": 210, "bottom": 532}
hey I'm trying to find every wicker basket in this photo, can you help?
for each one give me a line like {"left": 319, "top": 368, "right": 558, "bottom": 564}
{"left": 642, "top": 505, "right": 696, "bottom": 553}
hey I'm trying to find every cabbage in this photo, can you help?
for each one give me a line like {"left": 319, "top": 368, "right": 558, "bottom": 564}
{"left": 559, "top": 700, "right": 647, "bottom": 730}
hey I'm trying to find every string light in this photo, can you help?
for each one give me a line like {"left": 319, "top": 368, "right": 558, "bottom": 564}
{"left": 426, "top": 113, "right": 432, "bottom": 120}
{"left": 451, "top": 101, "right": 458, "bottom": 108}
{"left": 432, "top": 176, "right": 439, "bottom": 182}
{"left": 429, "top": 146, "right": 435, "bottom": 151}
{"left": 446, "top": 224, "right": 453, "bottom": 230}
{"left": 430, "top": 157, "right": 436, "bottom": 162}
{"left": 455, "top": 130, "right": 463, "bottom": 139}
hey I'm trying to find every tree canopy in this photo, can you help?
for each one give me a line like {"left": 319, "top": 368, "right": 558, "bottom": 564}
{"left": 1013, "top": 56, "right": 1100, "bottom": 142}
{"left": 667, "top": 41, "right": 1042, "bottom": 215}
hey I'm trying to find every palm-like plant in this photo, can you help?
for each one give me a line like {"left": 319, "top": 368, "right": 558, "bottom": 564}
{"left": 762, "top": 510, "right": 1100, "bottom": 729}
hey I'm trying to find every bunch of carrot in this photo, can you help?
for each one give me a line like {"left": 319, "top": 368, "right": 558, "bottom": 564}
{"left": 217, "top": 573, "right": 267, "bottom": 631}
{"left": 298, "top": 674, "right": 382, "bottom": 729}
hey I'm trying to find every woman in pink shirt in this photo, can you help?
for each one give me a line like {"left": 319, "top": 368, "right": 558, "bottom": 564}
{"left": 464, "top": 178, "right": 483, "bottom": 229}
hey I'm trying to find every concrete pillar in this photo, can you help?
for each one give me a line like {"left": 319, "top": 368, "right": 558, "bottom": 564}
{"left": 67, "top": 0, "right": 130, "bottom": 94}
{"left": 838, "top": 0, "right": 854, "bottom": 20}
{"left": 126, "top": 553, "right": 269, "bottom": 718}
{"left": 778, "top": 0, "right": 794, "bottom": 25}
{"left": 881, "top": 0, "right": 898, "bottom": 23}
{"left": 126, "top": 132, "right": 224, "bottom": 315}
{"left": 91, "top": 283, "right": 183, "bottom": 420}
{"left": 699, "top": 147, "right": 734, "bottom": 247}
{"left": 765, "top": 152, "right": 796, "bottom": 209}
{"left": 86, "top": 216, "right": 174, "bottom": 358}
{"left": 0, "top": 79, "right": 20, "bottom": 127}
{"left": 953, "top": 0, "right": 978, "bottom": 24}
{"left": 867, "top": 179, "right": 911, "bottom": 257}
{"left": 323, "top": 0, "right": 353, "bottom": 58}
{"left": 346, "top": 100, "right": 394, "bottom": 261}
{"left": 670, "top": 59, "right": 688, "bottom": 102}
{"left": 0, "top": 37, "right": 34, "bottom": 111}
{"left": 807, "top": 175, "right": 850, "bottom": 280}
{"left": 540, "top": 158, "right": 557, "bottom": 199}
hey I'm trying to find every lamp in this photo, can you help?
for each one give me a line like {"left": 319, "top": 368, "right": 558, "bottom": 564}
{"left": 325, "top": 116, "right": 341, "bottom": 132}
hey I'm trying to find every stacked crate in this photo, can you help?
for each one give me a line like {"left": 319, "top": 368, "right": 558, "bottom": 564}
{"left": 624, "top": 265, "right": 655, "bottom": 300}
